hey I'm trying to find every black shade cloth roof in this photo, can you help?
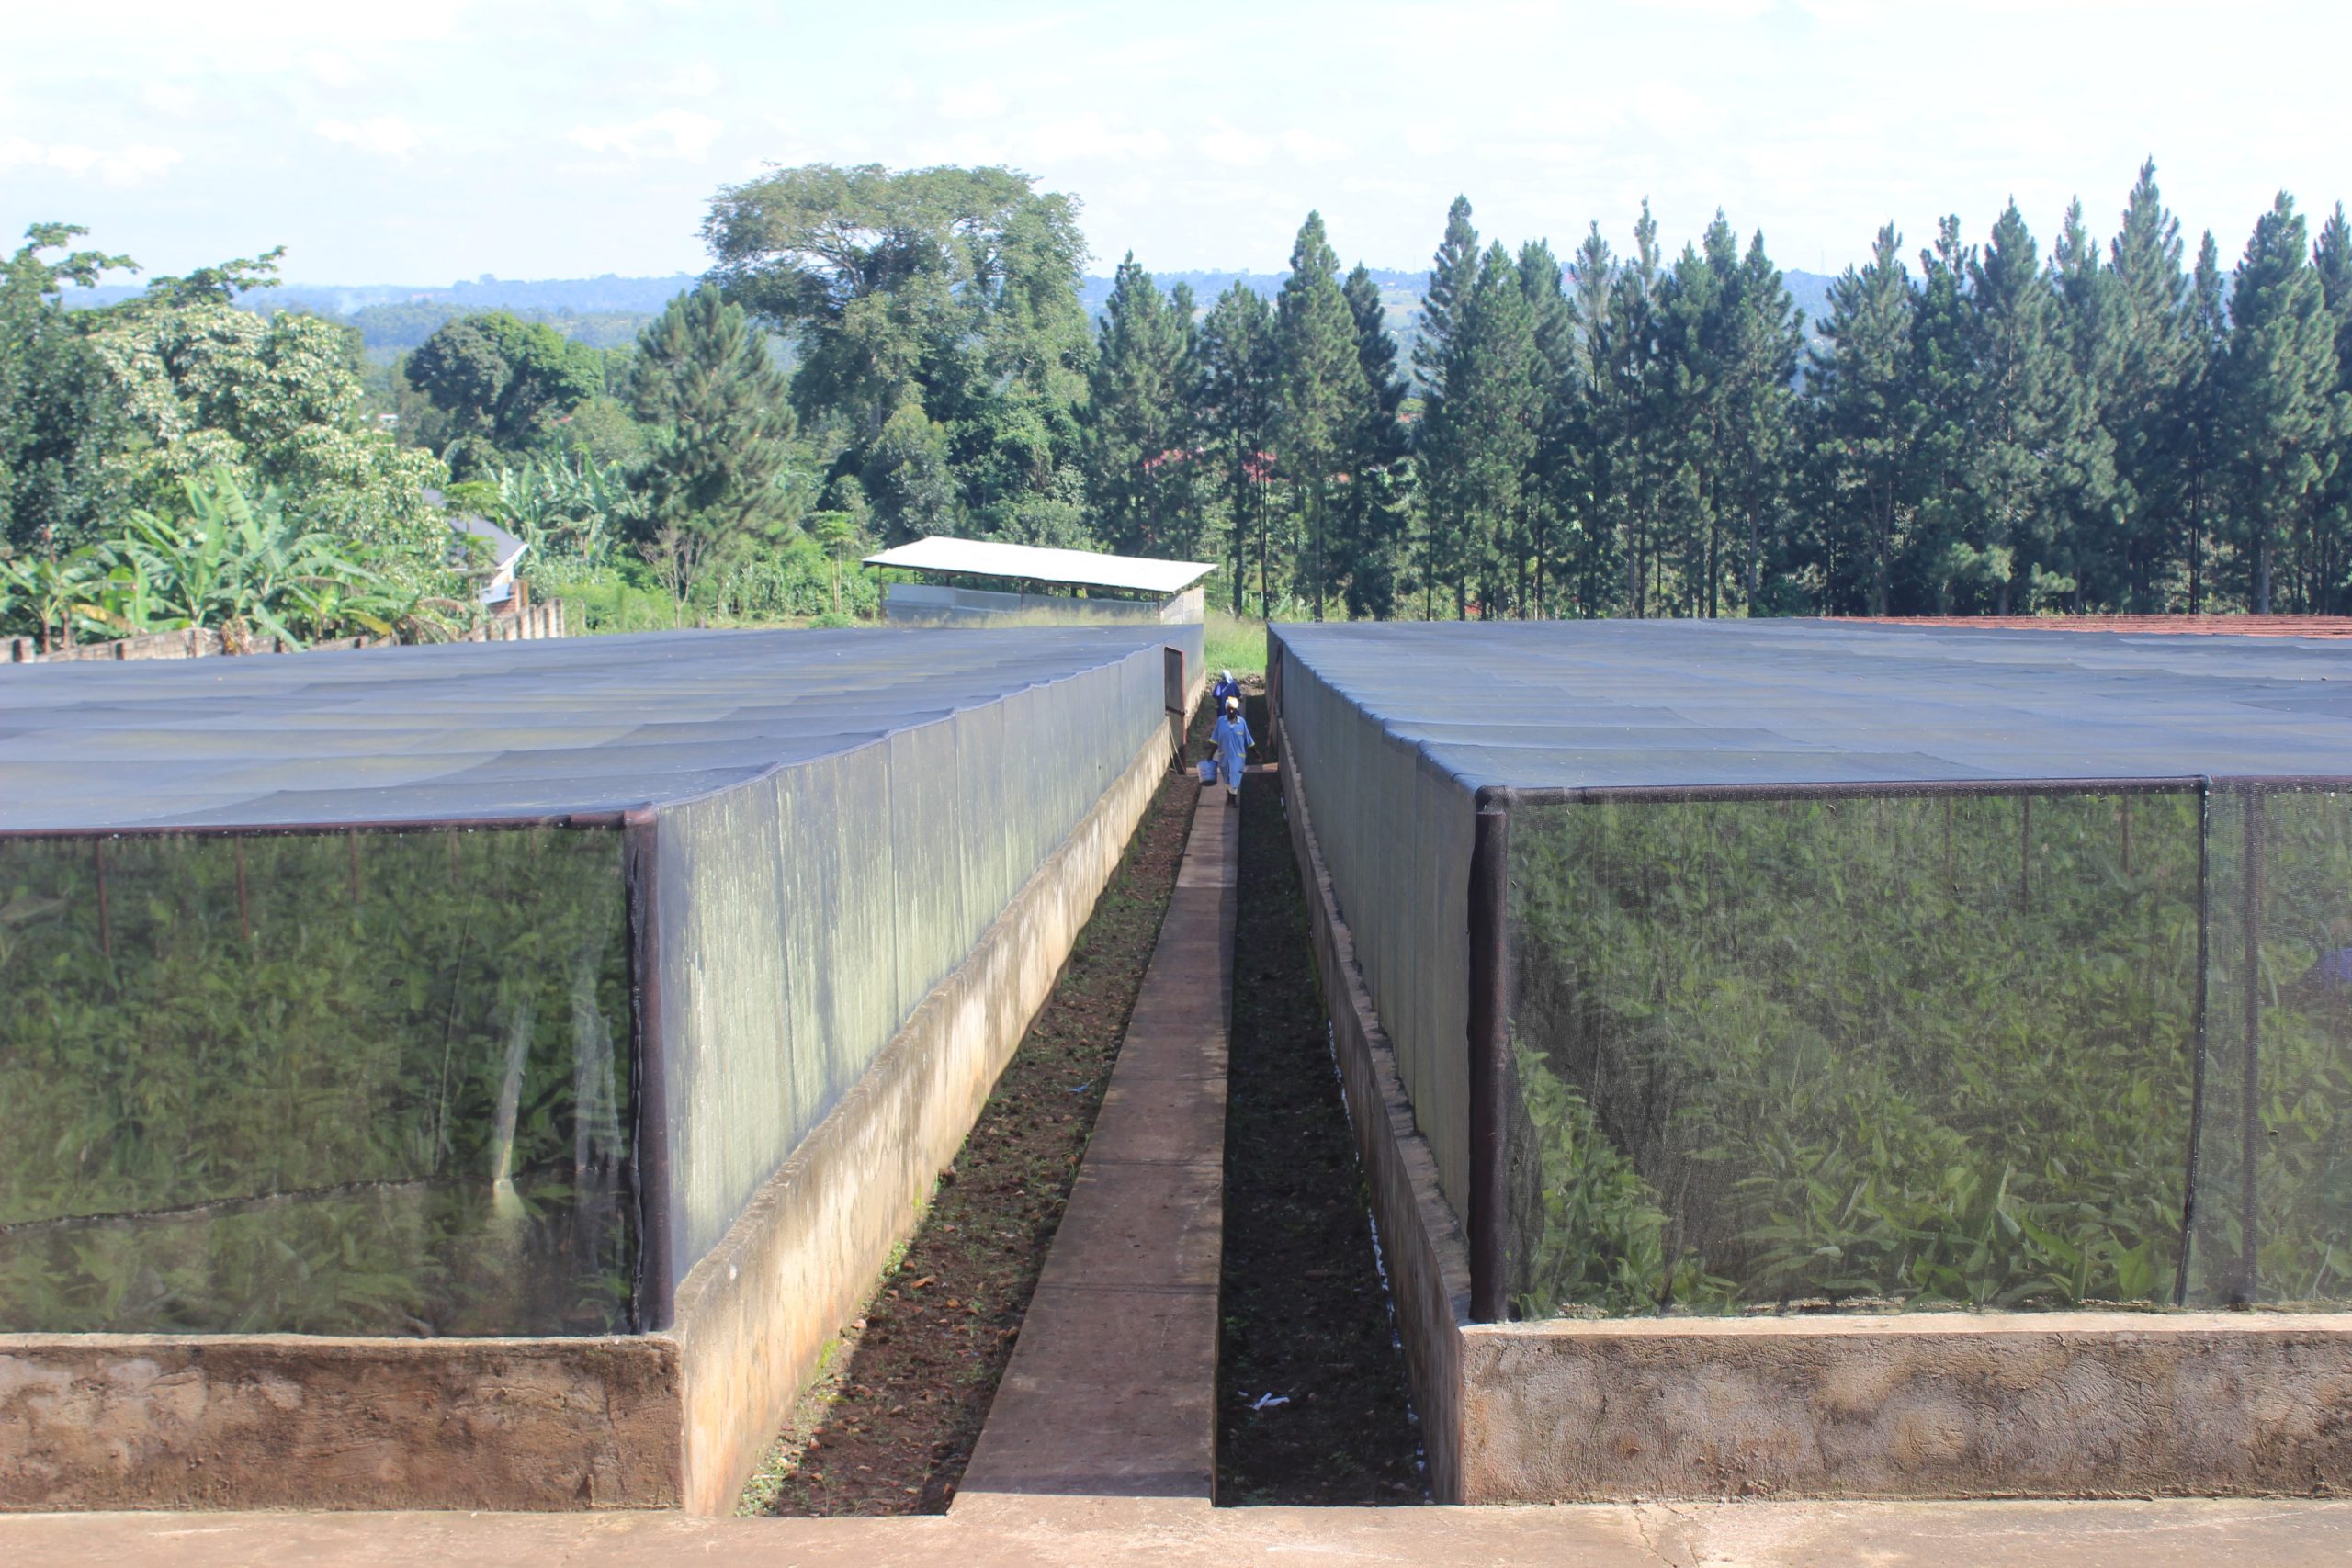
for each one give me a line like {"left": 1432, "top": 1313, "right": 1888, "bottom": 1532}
{"left": 0, "top": 626, "right": 1176, "bottom": 832}
{"left": 1273, "top": 619, "right": 2352, "bottom": 792}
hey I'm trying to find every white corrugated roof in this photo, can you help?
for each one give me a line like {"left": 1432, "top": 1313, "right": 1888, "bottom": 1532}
{"left": 863, "top": 536, "right": 1216, "bottom": 596}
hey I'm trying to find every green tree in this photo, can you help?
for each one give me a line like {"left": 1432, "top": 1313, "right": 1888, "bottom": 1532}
{"left": 1518, "top": 239, "right": 1580, "bottom": 618}
{"left": 2312, "top": 203, "right": 2352, "bottom": 604}
{"left": 702, "top": 163, "right": 1091, "bottom": 539}
{"left": 87, "top": 295, "right": 440, "bottom": 548}
{"left": 2045, "top": 197, "right": 2120, "bottom": 609}
{"left": 0, "top": 223, "right": 133, "bottom": 555}
{"left": 404, "top": 311, "right": 605, "bottom": 476}
{"left": 1197, "top": 282, "right": 1277, "bottom": 615}
{"left": 1272, "top": 212, "right": 1370, "bottom": 621}
{"left": 1958, "top": 202, "right": 2071, "bottom": 614}
{"left": 1411, "top": 197, "right": 1482, "bottom": 616}
{"left": 2181, "top": 231, "right": 2232, "bottom": 612}
{"left": 1807, "top": 224, "right": 1917, "bottom": 615}
{"left": 1443, "top": 243, "right": 1544, "bottom": 616}
{"left": 2101, "top": 163, "right": 2201, "bottom": 609}
{"left": 628, "top": 285, "right": 800, "bottom": 613}
{"left": 1338, "top": 264, "right": 1413, "bottom": 618}
{"left": 2220, "top": 194, "right": 2343, "bottom": 613}
{"left": 1082, "top": 255, "right": 1204, "bottom": 558}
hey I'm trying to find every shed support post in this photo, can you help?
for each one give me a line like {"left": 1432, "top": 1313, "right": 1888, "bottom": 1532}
{"left": 1468, "top": 796, "right": 1510, "bottom": 1323}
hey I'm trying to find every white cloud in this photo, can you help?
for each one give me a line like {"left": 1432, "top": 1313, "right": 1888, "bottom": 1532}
{"left": 1197, "top": 119, "right": 1268, "bottom": 167}
{"left": 1282, "top": 127, "right": 1348, "bottom": 164}
{"left": 570, "top": 108, "right": 723, "bottom": 161}
{"left": 305, "top": 51, "right": 360, "bottom": 86}
{"left": 939, "top": 82, "right": 1007, "bottom": 120}
{"left": 317, "top": 115, "right": 423, "bottom": 157}
{"left": 0, "top": 137, "right": 182, "bottom": 186}
{"left": 142, "top": 81, "right": 198, "bottom": 113}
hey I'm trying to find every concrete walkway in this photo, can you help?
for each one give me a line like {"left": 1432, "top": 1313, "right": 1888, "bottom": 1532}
{"left": 955, "top": 780, "right": 1237, "bottom": 1503}
{"left": 8, "top": 1495, "right": 2352, "bottom": 1566}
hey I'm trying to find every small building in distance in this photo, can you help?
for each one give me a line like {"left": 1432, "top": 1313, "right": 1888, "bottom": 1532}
{"left": 864, "top": 536, "right": 1216, "bottom": 627}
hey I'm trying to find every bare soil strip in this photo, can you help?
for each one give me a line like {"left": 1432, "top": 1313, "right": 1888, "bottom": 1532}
{"left": 1216, "top": 731, "right": 1426, "bottom": 1506}
{"left": 741, "top": 705, "right": 1210, "bottom": 1517}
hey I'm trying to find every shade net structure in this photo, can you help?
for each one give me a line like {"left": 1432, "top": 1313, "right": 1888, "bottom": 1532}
{"left": 0, "top": 623, "right": 1202, "bottom": 1337}
{"left": 1269, "top": 619, "right": 2352, "bottom": 1322}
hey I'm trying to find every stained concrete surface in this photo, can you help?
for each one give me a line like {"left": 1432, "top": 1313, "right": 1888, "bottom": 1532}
{"left": 954, "top": 784, "right": 1237, "bottom": 1502}
{"left": 8, "top": 1495, "right": 2352, "bottom": 1567}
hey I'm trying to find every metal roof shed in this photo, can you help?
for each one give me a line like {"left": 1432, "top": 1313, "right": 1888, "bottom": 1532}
{"left": 863, "top": 536, "right": 1217, "bottom": 626}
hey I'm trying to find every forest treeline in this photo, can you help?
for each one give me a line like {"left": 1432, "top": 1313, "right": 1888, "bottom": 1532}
{"left": 685, "top": 159, "right": 2352, "bottom": 621}
{"left": 8, "top": 158, "right": 2351, "bottom": 649}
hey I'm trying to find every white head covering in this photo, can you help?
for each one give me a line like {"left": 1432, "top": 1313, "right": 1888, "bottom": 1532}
{"left": 1221, "top": 669, "right": 1233, "bottom": 683}
{"left": 1225, "top": 695, "right": 1240, "bottom": 712}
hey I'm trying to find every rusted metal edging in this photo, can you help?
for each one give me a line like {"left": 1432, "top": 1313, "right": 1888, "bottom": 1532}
{"left": 623, "top": 806, "right": 675, "bottom": 1334}
{"left": 1466, "top": 786, "right": 1510, "bottom": 1324}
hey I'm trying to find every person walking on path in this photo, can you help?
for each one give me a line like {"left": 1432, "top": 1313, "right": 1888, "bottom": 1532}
{"left": 1211, "top": 668, "right": 1244, "bottom": 713}
{"left": 1211, "top": 694, "right": 1254, "bottom": 809}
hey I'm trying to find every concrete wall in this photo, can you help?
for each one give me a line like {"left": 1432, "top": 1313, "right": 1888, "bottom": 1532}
{"left": 1, "top": 706, "right": 1182, "bottom": 1514}
{"left": 1273, "top": 707, "right": 2352, "bottom": 1506}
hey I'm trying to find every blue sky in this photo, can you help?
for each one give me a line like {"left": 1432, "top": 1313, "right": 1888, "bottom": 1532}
{"left": 6, "top": 0, "right": 2346, "bottom": 288}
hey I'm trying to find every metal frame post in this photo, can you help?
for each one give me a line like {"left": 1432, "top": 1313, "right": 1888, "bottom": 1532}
{"left": 1467, "top": 792, "right": 1510, "bottom": 1323}
{"left": 624, "top": 807, "right": 675, "bottom": 1332}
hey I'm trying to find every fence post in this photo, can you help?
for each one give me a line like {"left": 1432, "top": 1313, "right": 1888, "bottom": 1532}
{"left": 1467, "top": 790, "right": 1510, "bottom": 1323}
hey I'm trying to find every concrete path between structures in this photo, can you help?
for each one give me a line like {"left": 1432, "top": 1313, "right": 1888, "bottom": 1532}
{"left": 951, "top": 778, "right": 1238, "bottom": 1504}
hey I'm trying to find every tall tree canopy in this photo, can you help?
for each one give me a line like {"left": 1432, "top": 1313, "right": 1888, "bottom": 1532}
{"left": 701, "top": 163, "right": 1091, "bottom": 541}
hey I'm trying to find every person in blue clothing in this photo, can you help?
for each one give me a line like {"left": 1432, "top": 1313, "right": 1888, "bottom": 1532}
{"left": 1211, "top": 668, "right": 1244, "bottom": 713}
{"left": 1211, "top": 694, "right": 1254, "bottom": 809}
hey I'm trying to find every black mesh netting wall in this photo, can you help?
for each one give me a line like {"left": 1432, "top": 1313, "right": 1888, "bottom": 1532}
{"left": 0, "top": 624, "right": 1201, "bottom": 1337}
{"left": 0, "top": 827, "right": 633, "bottom": 1337}
{"left": 1502, "top": 784, "right": 2352, "bottom": 1318}
{"left": 1270, "top": 620, "right": 2352, "bottom": 1323}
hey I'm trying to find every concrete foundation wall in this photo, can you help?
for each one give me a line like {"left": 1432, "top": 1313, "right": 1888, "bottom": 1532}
{"left": 1, "top": 714, "right": 1182, "bottom": 1514}
{"left": 1272, "top": 710, "right": 2352, "bottom": 1506}
{"left": 1463, "top": 1313, "right": 2352, "bottom": 1501}
{"left": 0, "top": 1336, "right": 682, "bottom": 1510}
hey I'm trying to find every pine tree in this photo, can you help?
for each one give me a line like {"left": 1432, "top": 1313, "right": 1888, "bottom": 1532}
{"left": 2182, "top": 232, "right": 2231, "bottom": 612}
{"left": 1556, "top": 225, "right": 1622, "bottom": 615}
{"left": 1962, "top": 202, "right": 2071, "bottom": 615}
{"left": 2102, "top": 162, "right": 2199, "bottom": 609}
{"left": 2222, "top": 194, "right": 2341, "bottom": 613}
{"left": 1809, "top": 224, "right": 1917, "bottom": 614}
{"left": 1518, "top": 239, "right": 1577, "bottom": 617}
{"left": 1444, "top": 243, "right": 1544, "bottom": 616}
{"left": 1197, "top": 283, "right": 1276, "bottom": 615}
{"left": 1273, "top": 212, "right": 1371, "bottom": 620}
{"left": 1412, "top": 197, "right": 1481, "bottom": 617}
{"left": 628, "top": 284, "right": 799, "bottom": 609}
{"left": 1599, "top": 202, "right": 1667, "bottom": 615}
{"left": 1339, "top": 265, "right": 1412, "bottom": 618}
{"left": 1082, "top": 254, "right": 1201, "bottom": 558}
{"left": 2312, "top": 204, "right": 2352, "bottom": 606}
{"left": 1413, "top": 197, "right": 1480, "bottom": 391}
{"left": 2047, "top": 197, "right": 2120, "bottom": 609}
{"left": 1907, "top": 217, "right": 1977, "bottom": 612}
